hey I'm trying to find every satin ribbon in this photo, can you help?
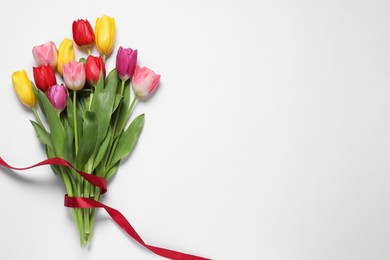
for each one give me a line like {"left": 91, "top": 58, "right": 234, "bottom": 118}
{"left": 65, "top": 196, "right": 208, "bottom": 260}
{"left": 0, "top": 157, "right": 208, "bottom": 260}
{"left": 0, "top": 157, "right": 107, "bottom": 193}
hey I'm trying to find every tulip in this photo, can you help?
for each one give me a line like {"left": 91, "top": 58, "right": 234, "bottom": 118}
{"left": 33, "top": 65, "right": 57, "bottom": 92}
{"left": 63, "top": 62, "right": 86, "bottom": 91}
{"left": 132, "top": 66, "right": 160, "bottom": 97}
{"left": 32, "top": 42, "right": 58, "bottom": 69}
{"left": 95, "top": 15, "right": 115, "bottom": 56}
{"left": 116, "top": 47, "right": 137, "bottom": 81}
{"left": 12, "top": 70, "right": 36, "bottom": 107}
{"left": 85, "top": 55, "right": 106, "bottom": 85}
{"left": 57, "top": 39, "right": 76, "bottom": 75}
{"left": 72, "top": 19, "right": 95, "bottom": 48}
{"left": 47, "top": 84, "right": 67, "bottom": 112}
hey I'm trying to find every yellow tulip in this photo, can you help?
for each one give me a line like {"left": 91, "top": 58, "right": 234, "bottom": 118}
{"left": 95, "top": 15, "right": 115, "bottom": 56}
{"left": 12, "top": 70, "right": 36, "bottom": 107}
{"left": 57, "top": 38, "right": 75, "bottom": 75}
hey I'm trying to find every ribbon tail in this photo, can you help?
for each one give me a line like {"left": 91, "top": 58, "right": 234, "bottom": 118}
{"left": 0, "top": 157, "right": 208, "bottom": 259}
{"left": 64, "top": 195, "right": 209, "bottom": 260}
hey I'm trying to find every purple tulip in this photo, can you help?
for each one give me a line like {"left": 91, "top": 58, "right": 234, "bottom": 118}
{"left": 47, "top": 84, "right": 67, "bottom": 112}
{"left": 116, "top": 47, "right": 137, "bottom": 81}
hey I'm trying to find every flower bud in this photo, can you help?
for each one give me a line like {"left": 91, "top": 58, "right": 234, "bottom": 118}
{"left": 32, "top": 41, "right": 58, "bottom": 69}
{"left": 132, "top": 66, "right": 160, "bottom": 97}
{"left": 57, "top": 38, "right": 75, "bottom": 75}
{"left": 33, "top": 65, "right": 57, "bottom": 92}
{"left": 116, "top": 47, "right": 137, "bottom": 81}
{"left": 63, "top": 62, "right": 86, "bottom": 91}
{"left": 72, "top": 19, "right": 95, "bottom": 47}
{"left": 95, "top": 15, "right": 115, "bottom": 56}
{"left": 12, "top": 70, "right": 36, "bottom": 107}
{"left": 47, "top": 84, "right": 67, "bottom": 112}
{"left": 85, "top": 55, "right": 106, "bottom": 85}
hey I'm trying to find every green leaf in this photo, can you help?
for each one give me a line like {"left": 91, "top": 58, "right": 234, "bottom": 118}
{"left": 92, "top": 127, "right": 112, "bottom": 170}
{"left": 105, "top": 161, "right": 120, "bottom": 180}
{"left": 91, "top": 69, "right": 118, "bottom": 145}
{"left": 105, "top": 69, "right": 118, "bottom": 87}
{"left": 34, "top": 87, "right": 65, "bottom": 157}
{"left": 114, "top": 81, "right": 131, "bottom": 139}
{"left": 32, "top": 82, "right": 47, "bottom": 117}
{"left": 76, "top": 111, "right": 98, "bottom": 169}
{"left": 93, "top": 72, "right": 105, "bottom": 98}
{"left": 113, "top": 93, "right": 123, "bottom": 114}
{"left": 66, "top": 95, "right": 83, "bottom": 143}
{"left": 79, "top": 57, "right": 86, "bottom": 63}
{"left": 30, "top": 120, "right": 53, "bottom": 150}
{"left": 66, "top": 96, "right": 74, "bottom": 129}
{"left": 62, "top": 126, "right": 75, "bottom": 163}
{"left": 46, "top": 146, "right": 60, "bottom": 175}
{"left": 109, "top": 114, "right": 144, "bottom": 168}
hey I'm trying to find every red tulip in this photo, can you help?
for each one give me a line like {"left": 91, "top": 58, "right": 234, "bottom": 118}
{"left": 85, "top": 55, "right": 106, "bottom": 85}
{"left": 72, "top": 19, "right": 95, "bottom": 47}
{"left": 33, "top": 65, "right": 57, "bottom": 92}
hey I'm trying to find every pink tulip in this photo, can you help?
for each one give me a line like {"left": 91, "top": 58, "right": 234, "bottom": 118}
{"left": 116, "top": 47, "right": 137, "bottom": 81}
{"left": 132, "top": 66, "right": 160, "bottom": 97}
{"left": 63, "top": 62, "right": 86, "bottom": 91}
{"left": 32, "top": 42, "right": 58, "bottom": 69}
{"left": 47, "top": 84, "right": 67, "bottom": 112}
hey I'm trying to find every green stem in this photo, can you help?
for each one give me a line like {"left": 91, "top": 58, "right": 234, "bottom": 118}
{"left": 83, "top": 207, "right": 90, "bottom": 239}
{"left": 61, "top": 168, "right": 84, "bottom": 246}
{"left": 102, "top": 54, "right": 106, "bottom": 62}
{"left": 88, "top": 48, "right": 91, "bottom": 56}
{"left": 73, "top": 91, "right": 80, "bottom": 196}
{"left": 128, "top": 95, "right": 138, "bottom": 114}
{"left": 83, "top": 162, "right": 93, "bottom": 238}
{"left": 77, "top": 204, "right": 85, "bottom": 246}
{"left": 88, "top": 190, "right": 101, "bottom": 244}
{"left": 73, "top": 90, "right": 84, "bottom": 244}
{"left": 89, "top": 92, "right": 94, "bottom": 110}
{"left": 73, "top": 91, "right": 79, "bottom": 155}
{"left": 120, "top": 79, "right": 125, "bottom": 94}
{"left": 31, "top": 107, "right": 44, "bottom": 127}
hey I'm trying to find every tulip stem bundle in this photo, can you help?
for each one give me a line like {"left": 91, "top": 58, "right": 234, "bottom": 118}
{"left": 12, "top": 15, "right": 161, "bottom": 247}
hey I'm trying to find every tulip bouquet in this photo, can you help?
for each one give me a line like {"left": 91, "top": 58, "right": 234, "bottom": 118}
{"left": 11, "top": 16, "right": 160, "bottom": 246}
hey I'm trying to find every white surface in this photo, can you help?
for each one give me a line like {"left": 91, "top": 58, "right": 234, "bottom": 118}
{"left": 0, "top": 0, "right": 390, "bottom": 259}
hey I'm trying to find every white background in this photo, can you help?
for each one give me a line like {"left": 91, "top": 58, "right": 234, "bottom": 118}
{"left": 0, "top": 0, "right": 389, "bottom": 259}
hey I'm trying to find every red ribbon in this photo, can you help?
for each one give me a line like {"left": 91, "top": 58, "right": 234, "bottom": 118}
{"left": 0, "top": 157, "right": 208, "bottom": 260}
{"left": 65, "top": 196, "right": 208, "bottom": 260}
{"left": 0, "top": 157, "right": 107, "bottom": 193}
